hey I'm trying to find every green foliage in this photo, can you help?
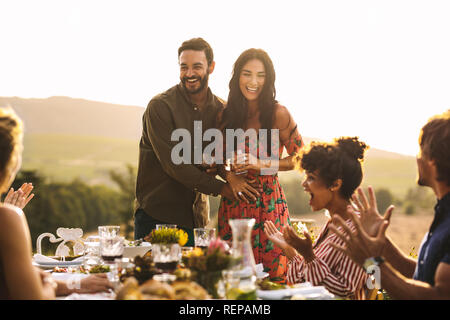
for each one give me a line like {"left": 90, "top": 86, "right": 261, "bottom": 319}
{"left": 404, "top": 186, "right": 435, "bottom": 209}
{"left": 9, "top": 170, "right": 125, "bottom": 252}
{"left": 278, "top": 175, "right": 311, "bottom": 215}
{"left": 109, "top": 164, "right": 137, "bottom": 237}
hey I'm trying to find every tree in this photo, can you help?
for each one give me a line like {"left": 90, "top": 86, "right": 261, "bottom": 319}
{"left": 109, "top": 164, "right": 137, "bottom": 238}
{"left": 404, "top": 186, "right": 435, "bottom": 209}
{"left": 9, "top": 169, "right": 125, "bottom": 252}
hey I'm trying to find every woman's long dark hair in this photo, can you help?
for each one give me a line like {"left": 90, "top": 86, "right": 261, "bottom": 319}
{"left": 220, "top": 48, "right": 277, "bottom": 155}
{"left": 221, "top": 48, "right": 277, "bottom": 131}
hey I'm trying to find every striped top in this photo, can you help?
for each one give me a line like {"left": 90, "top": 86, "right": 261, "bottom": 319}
{"left": 286, "top": 218, "right": 368, "bottom": 300}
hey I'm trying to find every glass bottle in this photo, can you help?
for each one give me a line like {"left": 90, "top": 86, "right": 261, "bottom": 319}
{"left": 226, "top": 218, "right": 257, "bottom": 300}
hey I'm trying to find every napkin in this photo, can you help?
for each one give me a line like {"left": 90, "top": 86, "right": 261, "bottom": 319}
{"left": 255, "top": 263, "right": 264, "bottom": 273}
{"left": 33, "top": 254, "right": 84, "bottom": 264}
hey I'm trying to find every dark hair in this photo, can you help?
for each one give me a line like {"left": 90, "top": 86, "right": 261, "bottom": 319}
{"left": 220, "top": 48, "right": 277, "bottom": 132}
{"left": 297, "top": 137, "right": 369, "bottom": 200}
{"left": 178, "top": 38, "right": 214, "bottom": 66}
{"left": 419, "top": 110, "right": 450, "bottom": 186}
{"left": 0, "top": 107, "right": 23, "bottom": 193}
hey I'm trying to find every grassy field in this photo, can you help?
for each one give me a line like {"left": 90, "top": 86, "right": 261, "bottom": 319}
{"left": 362, "top": 157, "right": 418, "bottom": 199}
{"left": 22, "top": 133, "right": 139, "bottom": 185}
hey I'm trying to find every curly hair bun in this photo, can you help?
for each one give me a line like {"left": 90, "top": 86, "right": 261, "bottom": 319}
{"left": 335, "top": 137, "right": 368, "bottom": 161}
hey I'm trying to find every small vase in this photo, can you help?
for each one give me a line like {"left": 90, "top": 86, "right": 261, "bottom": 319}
{"left": 196, "top": 270, "right": 224, "bottom": 299}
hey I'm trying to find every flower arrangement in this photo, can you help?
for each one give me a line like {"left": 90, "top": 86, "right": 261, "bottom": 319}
{"left": 182, "top": 238, "right": 240, "bottom": 298}
{"left": 144, "top": 228, "right": 188, "bottom": 247}
{"left": 183, "top": 238, "right": 238, "bottom": 272}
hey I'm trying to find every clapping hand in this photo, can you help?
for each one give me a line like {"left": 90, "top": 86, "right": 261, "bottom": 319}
{"left": 351, "top": 186, "right": 394, "bottom": 237}
{"left": 264, "top": 221, "right": 309, "bottom": 260}
{"left": 264, "top": 221, "right": 289, "bottom": 250}
{"left": 328, "top": 199, "right": 392, "bottom": 266}
{"left": 283, "top": 225, "right": 315, "bottom": 262}
{"left": 4, "top": 183, "right": 35, "bottom": 209}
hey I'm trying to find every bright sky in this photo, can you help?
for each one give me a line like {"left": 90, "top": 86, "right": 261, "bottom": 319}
{"left": 1, "top": 0, "right": 449, "bottom": 156}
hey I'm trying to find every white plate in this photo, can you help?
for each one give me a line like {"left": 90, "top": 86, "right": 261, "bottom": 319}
{"left": 257, "top": 285, "right": 333, "bottom": 300}
{"left": 122, "top": 242, "right": 151, "bottom": 258}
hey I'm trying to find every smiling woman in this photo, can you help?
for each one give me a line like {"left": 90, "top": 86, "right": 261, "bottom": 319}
{"left": 217, "top": 48, "right": 305, "bottom": 284}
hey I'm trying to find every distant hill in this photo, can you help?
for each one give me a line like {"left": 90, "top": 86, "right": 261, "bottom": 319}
{"left": 0, "top": 96, "right": 418, "bottom": 197}
{"left": 0, "top": 96, "right": 144, "bottom": 140}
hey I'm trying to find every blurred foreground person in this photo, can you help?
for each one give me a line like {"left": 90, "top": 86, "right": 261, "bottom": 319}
{"left": 0, "top": 107, "right": 112, "bottom": 299}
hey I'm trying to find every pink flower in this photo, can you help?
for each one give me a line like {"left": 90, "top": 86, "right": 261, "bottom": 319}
{"left": 207, "top": 238, "right": 230, "bottom": 255}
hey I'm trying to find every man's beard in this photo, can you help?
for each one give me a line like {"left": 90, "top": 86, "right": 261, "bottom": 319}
{"left": 182, "top": 73, "right": 209, "bottom": 94}
{"left": 417, "top": 176, "right": 427, "bottom": 187}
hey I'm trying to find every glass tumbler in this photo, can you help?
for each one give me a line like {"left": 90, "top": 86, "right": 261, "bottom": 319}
{"left": 194, "top": 228, "right": 216, "bottom": 249}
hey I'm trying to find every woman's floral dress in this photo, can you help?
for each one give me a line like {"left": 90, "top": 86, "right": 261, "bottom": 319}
{"left": 218, "top": 105, "right": 304, "bottom": 283}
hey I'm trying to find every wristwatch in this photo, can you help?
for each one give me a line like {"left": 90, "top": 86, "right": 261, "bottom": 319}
{"left": 363, "top": 256, "right": 385, "bottom": 273}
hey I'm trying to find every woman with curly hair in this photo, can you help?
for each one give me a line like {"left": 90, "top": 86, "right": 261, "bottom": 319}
{"left": 264, "top": 136, "right": 372, "bottom": 299}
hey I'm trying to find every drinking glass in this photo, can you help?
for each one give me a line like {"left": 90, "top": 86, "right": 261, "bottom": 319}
{"left": 194, "top": 228, "right": 216, "bottom": 249}
{"left": 83, "top": 235, "right": 102, "bottom": 268}
{"left": 152, "top": 243, "right": 181, "bottom": 273}
{"left": 222, "top": 269, "right": 257, "bottom": 300}
{"left": 98, "top": 225, "right": 120, "bottom": 238}
{"left": 107, "top": 263, "right": 120, "bottom": 289}
{"left": 100, "top": 236, "right": 124, "bottom": 263}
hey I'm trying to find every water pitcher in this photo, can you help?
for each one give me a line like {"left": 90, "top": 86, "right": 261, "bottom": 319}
{"left": 229, "top": 218, "right": 257, "bottom": 277}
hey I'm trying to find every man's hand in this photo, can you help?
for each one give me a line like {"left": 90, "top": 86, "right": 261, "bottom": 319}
{"left": 329, "top": 206, "right": 391, "bottom": 266}
{"left": 225, "top": 172, "right": 260, "bottom": 203}
{"left": 77, "top": 274, "right": 114, "bottom": 294}
{"left": 220, "top": 183, "right": 237, "bottom": 201}
{"left": 351, "top": 186, "right": 394, "bottom": 237}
